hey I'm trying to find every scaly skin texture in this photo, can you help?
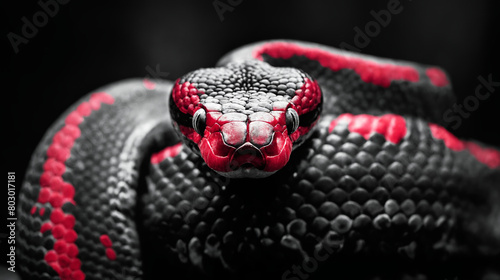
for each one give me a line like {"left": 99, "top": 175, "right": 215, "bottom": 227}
{"left": 143, "top": 116, "right": 500, "bottom": 280}
{"left": 18, "top": 40, "right": 500, "bottom": 280}
{"left": 18, "top": 80, "right": 177, "bottom": 280}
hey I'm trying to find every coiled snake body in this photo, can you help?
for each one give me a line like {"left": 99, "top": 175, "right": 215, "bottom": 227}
{"left": 18, "top": 40, "right": 500, "bottom": 280}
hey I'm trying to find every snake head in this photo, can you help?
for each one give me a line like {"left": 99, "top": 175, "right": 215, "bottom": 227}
{"left": 169, "top": 60, "right": 322, "bottom": 178}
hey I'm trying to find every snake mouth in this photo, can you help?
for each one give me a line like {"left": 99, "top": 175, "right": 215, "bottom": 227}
{"left": 229, "top": 143, "right": 265, "bottom": 171}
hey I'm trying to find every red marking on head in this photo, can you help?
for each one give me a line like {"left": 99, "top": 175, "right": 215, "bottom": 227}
{"left": 172, "top": 79, "right": 201, "bottom": 115}
{"left": 248, "top": 122, "right": 274, "bottom": 146}
{"left": 198, "top": 122, "right": 293, "bottom": 173}
{"left": 173, "top": 76, "right": 319, "bottom": 175}
{"left": 290, "top": 126, "right": 313, "bottom": 142}
{"left": 329, "top": 114, "right": 407, "bottom": 144}
{"left": 222, "top": 122, "right": 248, "bottom": 146}
{"left": 291, "top": 78, "right": 321, "bottom": 115}
{"left": 253, "top": 42, "right": 420, "bottom": 88}
{"left": 183, "top": 100, "right": 301, "bottom": 174}
{"left": 198, "top": 133, "right": 232, "bottom": 172}
{"left": 426, "top": 67, "right": 449, "bottom": 87}
{"left": 261, "top": 131, "right": 293, "bottom": 172}
{"left": 150, "top": 142, "right": 183, "bottom": 164}
{"left": 31, "top": 206, "right": 37, "bottom": 215}
{"left": 230, "top": 144, "right": 265, "bottom": 169}
{"left": 32, "top": 92, "right": 115, "bottom": 279}
{"left": 143, "top": 78, "right": 156, "bottom": 90}
{"left": 180, "top": 125, "right": 202, "bottom": 144}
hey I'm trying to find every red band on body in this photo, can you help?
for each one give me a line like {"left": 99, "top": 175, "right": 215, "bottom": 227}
{"left": 426, "top": 67, "right": 450, "bottom": 87}
{"left": 329, "top": 114, "right": 407, "bottom": 144}
{"left": 428, "top": 124, "right": 464, "bottom": 151}
{"left": 34, "top": 92, "right": 115, "bottom": 280}
{"left": 253, "top": 42, "right": 420, "bottom": 88}
{"left": 150, "top": 142, "right": 183, "bottom": 164}
{"left": 429, "top": 123, "right": 500, "bottom": 168}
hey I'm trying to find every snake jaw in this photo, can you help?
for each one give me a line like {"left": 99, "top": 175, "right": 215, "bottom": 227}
{"left": 197, "top": 130, "right": 291, "bottom": 178}
{"left": 230, "top": 143, "right": 266, "bottom": 169}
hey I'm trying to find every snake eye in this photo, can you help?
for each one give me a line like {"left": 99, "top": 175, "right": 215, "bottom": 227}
{"left": 193, "top": 109, "right": 207, "bottom": 136}
{"left": 286, "top": 108, "right": 299, "bottom": 134}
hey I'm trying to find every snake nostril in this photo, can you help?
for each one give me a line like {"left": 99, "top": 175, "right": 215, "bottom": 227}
{"left": 229, "top": 144, "right": 265, "bottom": 170}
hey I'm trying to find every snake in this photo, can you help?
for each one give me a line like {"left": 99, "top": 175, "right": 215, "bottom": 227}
{"left": 18, "top": 40, "right": 500, "bottom": 280}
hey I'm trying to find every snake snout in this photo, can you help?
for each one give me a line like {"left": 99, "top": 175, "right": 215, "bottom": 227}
{"left": 229, "top": 143, "right": 265, "bottom": 170}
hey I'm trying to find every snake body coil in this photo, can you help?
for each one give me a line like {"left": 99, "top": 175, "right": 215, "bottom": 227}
{"left": 18, "top": 40, "right": 500, "bottom": 280}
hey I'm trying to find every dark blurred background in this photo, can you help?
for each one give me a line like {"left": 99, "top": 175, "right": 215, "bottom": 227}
{"left": 2, "top": 0, "right": 499, "bottom": 277}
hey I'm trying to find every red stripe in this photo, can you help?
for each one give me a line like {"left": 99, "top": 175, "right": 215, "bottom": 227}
{"left": 465, "top": 142, "right": 500, "bottom": 169}
{"left": 329, "top": 113, "right": 407, "bottom": 144}
{"left": 34, "top": 92, "right": 115, "bottom": 280}
{"left": 329, "top": 115, "right": 499, "bottom": 168}
{"left": 429, "top": 123, "right": 500, "bottom": 168}
{"left": 253, "top": 42, "right": 420, "bottom": 88}
{"left": 426, "top": 67, "right": 449, "bottom": 87}
{"left": 150, "top": 142, "right": 183, "bottom": 164}
{"left": 428, "top": 123, "right": 464, "bottom": 151}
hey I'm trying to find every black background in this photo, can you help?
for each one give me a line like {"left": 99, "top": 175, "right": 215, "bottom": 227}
{"left": 2, "top": 0, "right": 500, "bottom": 278}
